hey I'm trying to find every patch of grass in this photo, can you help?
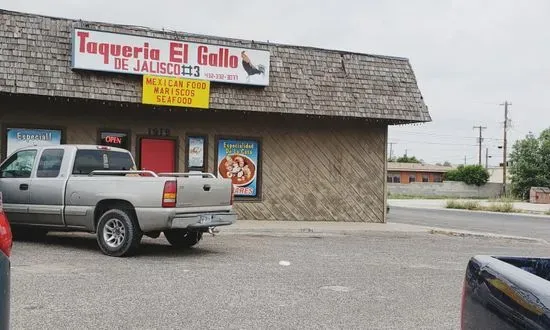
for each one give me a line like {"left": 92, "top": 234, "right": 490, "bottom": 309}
{"left": 446, "top": 200, "right": 518, "bottom": 213}
{"left": 485, "top": 202, "right": 515, "bottom": 213}
{"left": 487, "top": 197, "right": 520, "bottom": 203}
{"left": 446, "top": 200, "right": 481, "bottom": 210}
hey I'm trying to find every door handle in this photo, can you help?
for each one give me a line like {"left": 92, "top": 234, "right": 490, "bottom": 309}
{"left": 203, "top": 184, "right": 211, "bottom": 192}
{"left": 19, "top": 183, "right": 29, "bottom": 191}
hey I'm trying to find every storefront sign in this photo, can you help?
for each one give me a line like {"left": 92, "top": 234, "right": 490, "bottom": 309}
{"left": 216, "top": 138, "right": 260, "bottom": 198}
{"left": 100, "top": 131, "right": 130, "bottom": 150}
{"left": 71, "top": 28, "right": 271, "bottom": 86}
{"left": 142, "top": 75, "right": 210, "bottom": 109}
{"left": 6, "top": 128, "right": 62, "bottom": 156}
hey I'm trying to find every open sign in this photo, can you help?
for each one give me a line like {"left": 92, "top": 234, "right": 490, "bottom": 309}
{"left": 100, "top": 132, "right": 129, "bottom": 150}
{"left": 104, "top": 135, "right": 122, "bottom": 144}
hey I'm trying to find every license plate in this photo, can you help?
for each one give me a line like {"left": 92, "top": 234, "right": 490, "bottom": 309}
{"left": 199, "top": 215, "right": 213, "bottom": 224}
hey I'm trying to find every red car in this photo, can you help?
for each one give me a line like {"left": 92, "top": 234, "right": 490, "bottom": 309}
{"left": 0, "top": 205, "right": 12, "bottom": 329}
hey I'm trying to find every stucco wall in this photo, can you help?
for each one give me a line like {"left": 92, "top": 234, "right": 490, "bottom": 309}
{"left": 388, "top": 181, "right": 504, "bottom": 198}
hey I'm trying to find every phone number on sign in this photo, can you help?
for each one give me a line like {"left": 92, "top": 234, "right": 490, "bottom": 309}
{"left": 204, "top": 73, "right": 239, "bottom": 81}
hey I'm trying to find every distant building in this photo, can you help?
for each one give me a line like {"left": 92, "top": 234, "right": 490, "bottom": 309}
{"left": 487, "top": 166, "right": 511, "bottom": 184}
{"left": 387, "top": 162, "right": 453, "bottom": 184}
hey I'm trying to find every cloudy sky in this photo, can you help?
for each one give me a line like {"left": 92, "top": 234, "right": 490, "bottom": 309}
{"left": 2, "top": 0, "right": 549, "bottom": 166}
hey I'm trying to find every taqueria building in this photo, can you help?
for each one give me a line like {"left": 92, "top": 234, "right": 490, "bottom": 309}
{"left": 0, "top": 9, "right": 431, "bottom": 222}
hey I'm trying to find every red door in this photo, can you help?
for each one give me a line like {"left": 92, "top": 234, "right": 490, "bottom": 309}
{"left": 139, "top": 138, "right": 176, "bottom": 174}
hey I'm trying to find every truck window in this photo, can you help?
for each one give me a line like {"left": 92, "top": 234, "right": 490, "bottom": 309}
{"left": 37, "top": 149, "right": 64, "bottom": 178}
{"left": 0, "top": 150, "right": 37, "bottom": 178}
{"left": 72, "top": 150, "right": 135, "bottom": 175}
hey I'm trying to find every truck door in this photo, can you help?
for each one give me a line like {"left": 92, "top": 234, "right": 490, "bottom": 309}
{"left": 28, "top": 148, "right": 66, "bottom": 226}
{"left": 0, "top": 149, "right": 38, "bottom": 224}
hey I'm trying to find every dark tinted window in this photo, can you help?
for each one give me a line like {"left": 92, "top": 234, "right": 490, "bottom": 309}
{"left": 0, "top": 150, "right": 37, "bottom": 178}
{"left": 72, "top": 150, "right": 134, "bottom": 175}
{"left": 37, "top": 149, "right": 64, "bottom": 178}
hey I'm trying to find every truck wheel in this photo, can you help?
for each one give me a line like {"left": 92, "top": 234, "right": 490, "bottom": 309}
{"left": 164, "top": 230, "right": 202, "bottom": 249}
{"left": 96, "top": 209, "right": 142, "bottom": 257}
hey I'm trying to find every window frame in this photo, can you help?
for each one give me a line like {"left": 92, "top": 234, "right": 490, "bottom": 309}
{"left": 184, "top": 133, "right": 208, "bottom": 172}
{"left": 71, "top": 149, "right": 135, "bottom": 175}
{"left": 36, "top": 148, "right": 65, "bottom": 178}
{"left": 0, "top": 149, "right": 38, "bottom": 179}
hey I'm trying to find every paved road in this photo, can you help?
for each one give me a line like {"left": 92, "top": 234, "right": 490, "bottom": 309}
{"left": 389, "top": 206, "right": 550, "bottom": 241}
{"left": 9, "top": 231, "right": 549, "bottom": 329}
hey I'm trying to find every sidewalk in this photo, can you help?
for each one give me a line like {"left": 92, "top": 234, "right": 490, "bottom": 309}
{"left": 220, "top": 220, "right": 547, "bottom": 243}
{"left": 388, "top": 199, "right": 550, "bottom": 215}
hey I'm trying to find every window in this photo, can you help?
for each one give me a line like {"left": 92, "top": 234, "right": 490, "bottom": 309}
{"left": 422, "top": 174, "right": 429, "bottom": 182}
{"left": 37, "top": 149, "right": 64, "bottom": 178}
{"left": 99, "top": 131, "right": 130, "bottom": 150}
{"left": 409, "top": 175, "right": 416, "bottom": 183}
{"left": 5, "top": 127, "right": 62, "bottom": 158}
{"left": 434, "top": 174, "right": 443, "bottom": 182}
{"left": 72, "top": 149, "right": 134, "bottom": 175}
{"left": 392, "top": 176, "right": 400, "bottom": 183}
{"left": 0, "top": 149, "right": 37, "bottom": 178}
{"left": 387, "top": 175, "right": 392, "bottom": 183}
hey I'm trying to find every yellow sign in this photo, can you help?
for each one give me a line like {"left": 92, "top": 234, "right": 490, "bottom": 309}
{"left": 142, "top": 75, "right": 210, "bottom": 109}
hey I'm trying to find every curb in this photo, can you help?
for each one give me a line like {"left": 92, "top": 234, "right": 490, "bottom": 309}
{"left": 389, "top": 205, "right": 550, "bottom": 218}
{"left": 219, "top": 223, "right": 548, "bottom": 244}
{"left": 427, "top": 228, "right": 548, "bottom": 244}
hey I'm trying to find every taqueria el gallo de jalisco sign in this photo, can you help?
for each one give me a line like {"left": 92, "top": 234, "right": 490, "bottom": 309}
{"left": 71, "top": 28, "right": 271, "bottom": 86}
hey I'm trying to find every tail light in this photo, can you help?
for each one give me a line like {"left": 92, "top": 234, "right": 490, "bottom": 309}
{"left": 230, "top": 184, "right": 235, "bottom": 205}
{"left": 162, "top": 181, "right": 177, "bottom": 208}
{"left": 0, "top": 211, "right": 12, "bottom": 257}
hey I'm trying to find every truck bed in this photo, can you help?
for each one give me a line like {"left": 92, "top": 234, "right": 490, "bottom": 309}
{"left": 461, "top": 255, "right": 550, "bottom": 330}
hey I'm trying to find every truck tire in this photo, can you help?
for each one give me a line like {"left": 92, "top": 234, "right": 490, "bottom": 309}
{"left": 96, "top": 209, "right": 142, "bottom": 257}
{"left": 164, "top": 230, "right": 202, "bottom": 249}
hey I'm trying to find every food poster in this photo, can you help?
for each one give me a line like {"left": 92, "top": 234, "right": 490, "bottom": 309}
{"left": 6, "top": 128, "right": 62, "bottom": 156}
{"left": 217, "top": 138, "right": 259, "bottom": 197}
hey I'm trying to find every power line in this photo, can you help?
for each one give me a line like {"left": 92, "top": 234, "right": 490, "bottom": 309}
{"left": 390, "top": 139, "right": 479, "bottom": 147}
{"left": 390, "top": 130, "right": 504, "bottom": 141}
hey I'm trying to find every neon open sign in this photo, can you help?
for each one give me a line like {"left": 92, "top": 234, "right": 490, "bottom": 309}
{"left": 104, "top": 135, "right": 123, "bottom": 144}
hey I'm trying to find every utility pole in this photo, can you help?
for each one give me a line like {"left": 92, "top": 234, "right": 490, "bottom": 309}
{"left": 473, "top": 125, "right": 487, "bottom": 166}
{"left": 500, "top": 101, "right": 511, "bottom": 195}
{"left": 388, "top": 142, "right": 395, "bottom": 161}
{"left": 464, "top": 155, "right": 467, "bottom": 165}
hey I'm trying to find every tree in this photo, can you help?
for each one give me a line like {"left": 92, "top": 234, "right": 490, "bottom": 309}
{"left": 444, "top": 164, "right": 489, "bottom": 186}
{"left": 509, "top": 129, "right": 550, "bottom": 199}
{"left": 443, "top": 161, "right": 452, "bottom": 166}
{"left": 396, "top": 154, "right": 421, "bottom": 163}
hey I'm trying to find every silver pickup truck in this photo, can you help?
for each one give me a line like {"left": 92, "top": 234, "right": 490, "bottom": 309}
{"left": 0, "top": 144, "right": 237, "bottom": 257}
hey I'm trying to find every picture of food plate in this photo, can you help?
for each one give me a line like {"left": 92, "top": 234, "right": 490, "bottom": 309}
{"left": 218, "top": 154, "right": 256, "bottom": 186}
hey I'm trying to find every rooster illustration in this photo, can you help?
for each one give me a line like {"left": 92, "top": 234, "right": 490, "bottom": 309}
{"left": 241, "top": 51, "right": 265, "bottom": 82}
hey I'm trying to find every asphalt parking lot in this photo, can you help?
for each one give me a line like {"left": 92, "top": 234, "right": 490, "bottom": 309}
{"left": 9, "top": 231, "right": 550, "bottom": 329}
